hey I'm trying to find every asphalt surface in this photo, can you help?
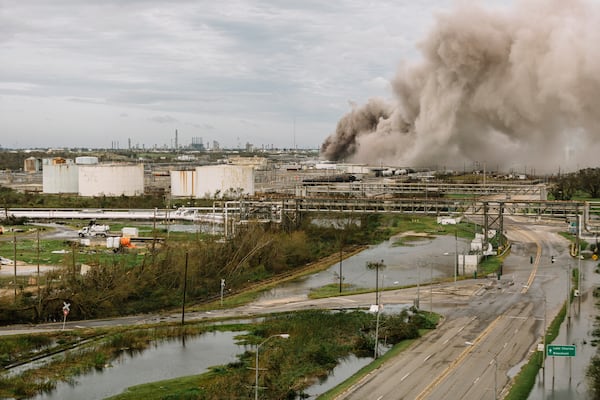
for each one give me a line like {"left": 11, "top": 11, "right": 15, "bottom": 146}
{"left": 0, "top": 216, "right": 580, "bottom": 400}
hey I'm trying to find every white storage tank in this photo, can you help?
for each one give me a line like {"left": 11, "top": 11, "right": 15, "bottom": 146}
{"left": 42, "top": 158, "right": 78, "bottom": 194}
{"left": 78, "top": 164, "right": 144, "bottom": 196}
{"left": 24, "top": 157, "right": 42, "bottom": 173}
{"left": 196, "top": 165, "right": 254, "bottom": 198}
{"left": 75, "top": 156, "right": 99, "bottom": 165}
{"left": 170, "top": 170, "right": 196, "bottom": 197}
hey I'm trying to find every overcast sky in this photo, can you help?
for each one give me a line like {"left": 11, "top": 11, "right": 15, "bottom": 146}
{"left": 1, "top": 0, "right": 508, "bottom": 150}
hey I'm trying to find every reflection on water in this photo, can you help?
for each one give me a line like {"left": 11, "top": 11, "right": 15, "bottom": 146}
{"left": 259, "top": 234, "right": 469, "bottom": 302}
{"left": 33, "top": 331, "right": 246, "bottom": 400}
{"left": 301, "top": 354, "right": 373, "bottom": 399}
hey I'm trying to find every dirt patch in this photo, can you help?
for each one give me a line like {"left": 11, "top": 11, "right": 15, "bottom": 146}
{"left": 0, "top": 263, "right": 58, "bottom": 276}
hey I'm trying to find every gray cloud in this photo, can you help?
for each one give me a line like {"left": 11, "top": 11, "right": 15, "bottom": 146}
{"left": 149, "top": 115, "right": 178, "bottom": 124}
{"left": 0, "top": 0, "right": 460, "bottom": 149}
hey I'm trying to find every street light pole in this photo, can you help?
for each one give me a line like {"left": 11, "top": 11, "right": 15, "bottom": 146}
{"left": 416, "top": 263, "right": 420, "bottom": 309}
{"left": 493, "top": 353, "right": 498, "bottom": 400}
{"left": 454, "top": 230, "right": 458, "bottom": 284}
{"left": 430, "top": 263, "right": 433, "bottom": 313}
{"left": 255, "top": 334, "right": 290, "bottom": 400}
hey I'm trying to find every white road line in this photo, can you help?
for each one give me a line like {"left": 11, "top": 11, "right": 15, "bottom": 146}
{"left": 401, "top": 373, "right": 411, "bottom": 382}
{"left": 424, "top": 354, "right": 433, "bottom": 362}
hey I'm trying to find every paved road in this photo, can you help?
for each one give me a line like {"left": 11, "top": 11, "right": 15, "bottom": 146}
{"left": 335, "top": 216, "right": 571, "bottom": 400}
{"left": 0, "top": 216, "right": 574, "bottom": 400}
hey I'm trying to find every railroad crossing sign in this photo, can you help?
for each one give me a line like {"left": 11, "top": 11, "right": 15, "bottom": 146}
{"left": 546, "top": 344, "right": 576, "bottom": 357}
{"left": 62, "top": 302, "right": 70, "bottom": 316}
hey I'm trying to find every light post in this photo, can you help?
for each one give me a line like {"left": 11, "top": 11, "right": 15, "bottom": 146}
{"left": 531, "top": 291, "right": 547, "bottom": 381}
{"left": 485, "top": 350, "right": 499, "bottom": 400}
{"left": 416, "top": 262, "right": 421, "bottom": 309}
{"left": 255, "top": 334, "right": 290, "bottom": 400}
{"left": 430, "top": 262, "right": 433, "bottom": 313}
{"left": 454, "top": 229, "right": 458, "bottom": 283}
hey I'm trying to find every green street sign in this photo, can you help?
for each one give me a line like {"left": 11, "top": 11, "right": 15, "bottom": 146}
{"left": 546, "top": 345, "right": 576, "bottom": 357}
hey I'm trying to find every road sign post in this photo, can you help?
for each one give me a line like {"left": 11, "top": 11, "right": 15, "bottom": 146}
{"left": 547, "top": 344, "right": 576, "bottom": 387}
{"left": 62, "top": 302, "right": 70, "bottom": 331}
{"left": 546, "top": 344, "right": 576, "bottom": 357}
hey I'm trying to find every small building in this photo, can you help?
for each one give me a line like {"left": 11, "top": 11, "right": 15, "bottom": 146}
{"left": 24, "top": 157, "right": 42, "bottom": 173}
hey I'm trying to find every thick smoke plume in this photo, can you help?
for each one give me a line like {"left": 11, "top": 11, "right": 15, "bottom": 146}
{"left": 321, "top": 0, "right": 600, "bottom": 172}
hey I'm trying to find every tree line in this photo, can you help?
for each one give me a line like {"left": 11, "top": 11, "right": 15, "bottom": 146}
{"left": 0, "top": 214, "right": 380, "bottom": 325}
{"left": 549, "top": 168, "right": 600, "bottom": 200}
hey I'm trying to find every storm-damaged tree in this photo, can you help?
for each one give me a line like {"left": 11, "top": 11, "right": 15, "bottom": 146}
{"left": 549, "top": 173, "right": 577, "bottom": 200}
{"left": 577, "top": 168, "right": 600, "bottom": 199}
{"left": 366, "top": 259, "right": 386, "bottom": 305}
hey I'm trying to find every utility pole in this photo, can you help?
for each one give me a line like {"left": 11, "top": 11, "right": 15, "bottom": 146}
{"left": 13, "top": 231, "right": 17, "bottom": 302}
{"left": 37, "top": 229, "right": 41, "bottom": 306}
{"left": 567, "top": 265, "right": 571, "bottom": 328}
{"left": 454, "top": 229, "right": 458, "bottom": 283}
{"left": 339, "top": 240, "right": 343, "bottom": 293}
{"left": 181, "top": 252, "right": 188, "bottom": 326}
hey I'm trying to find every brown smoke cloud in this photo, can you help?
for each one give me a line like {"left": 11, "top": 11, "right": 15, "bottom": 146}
{"left": 321, "top": 0, "right": 600, "bottom": 172}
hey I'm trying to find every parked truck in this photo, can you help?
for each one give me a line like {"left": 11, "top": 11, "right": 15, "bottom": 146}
{"left": 78, "top": 224, "right": 110, "bottom": 237}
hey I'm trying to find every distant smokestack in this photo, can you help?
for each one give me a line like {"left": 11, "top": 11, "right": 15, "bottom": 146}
{"left": 321, "top": 0, "right": 600, "bottom": 173}
{"left": 175, "top": 129, "right": 178, "bottom": 150}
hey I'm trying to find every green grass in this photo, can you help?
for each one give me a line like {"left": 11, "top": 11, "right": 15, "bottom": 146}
{"left": 106, "top": 373, "right": 207, "bottom": 400}
{"left": 478, "top": 255, "right": 504, "bottom": 276}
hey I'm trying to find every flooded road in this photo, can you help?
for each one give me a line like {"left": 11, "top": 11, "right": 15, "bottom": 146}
{"left": 527, "top": 258, "right": 600, "bottom": 400}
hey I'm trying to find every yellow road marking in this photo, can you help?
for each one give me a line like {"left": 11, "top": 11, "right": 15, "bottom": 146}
{"left": 415, "top": 315, "right": 504, "bottom": 400}
{"left": 515, "top": 228, "right": 541, "bottom": 294}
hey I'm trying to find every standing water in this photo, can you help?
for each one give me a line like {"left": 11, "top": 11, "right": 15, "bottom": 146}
{"left": 527, "top": 258, "right": 600, "bottom": 399}
{"left": 32, "top": 331, "right": 246, "bottom": 400}
{"left": 258, "top": 234, "right": 469, "bottom": 302}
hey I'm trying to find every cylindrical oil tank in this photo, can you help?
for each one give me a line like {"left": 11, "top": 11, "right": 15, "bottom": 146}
{"left": 170, "top": 170, "right": 196, "bottom": 197}
{"left": 195, "top": 164, "right": 255, "bottom": 198}
{"left": 75, "top": 156, "right": 99, "bottom": 165}
{"left": 42, "top": 163, "right": 79, "bottom": 194}
{"left": 78, "top": 164, "right": 144, "bottom": 196}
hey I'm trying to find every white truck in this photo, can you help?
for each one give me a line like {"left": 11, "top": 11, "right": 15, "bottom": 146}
{"left": 78, "top": 224, "right": 110, "bottom": 237}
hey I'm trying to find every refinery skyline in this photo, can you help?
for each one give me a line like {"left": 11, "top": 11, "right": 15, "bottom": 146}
{"left": 1, "top": 0, "right": 510, "bottom": 151}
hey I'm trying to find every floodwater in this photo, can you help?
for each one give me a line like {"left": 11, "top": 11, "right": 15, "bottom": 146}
{"left": 302, "top": 355, "right": 373, "bottom": 399}
{"left": 32, "top": 331, "right": 246, "bottom": 400}
{"left": 27, "top": 234, "right": 468, "bottom": 400}
{"left": 527, "top": 258, "right": 600, "bottom": 400}
{"left": 258, "top": 234, "right": 469, "bottom": 302}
